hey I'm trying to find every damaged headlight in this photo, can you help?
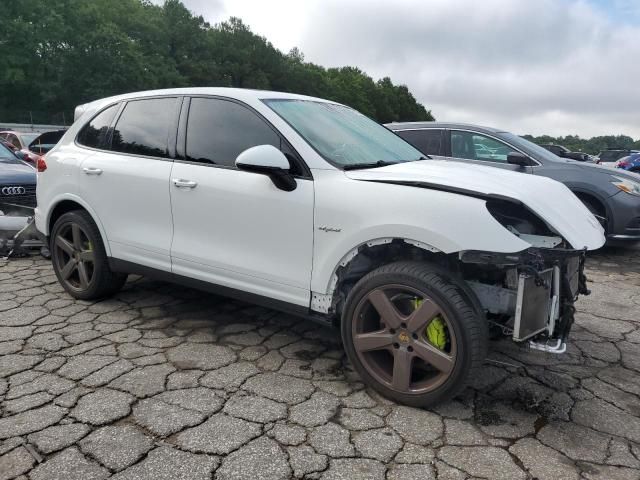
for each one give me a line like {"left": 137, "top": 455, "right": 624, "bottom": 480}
{"left": 485, "top": 200, "right": 554, "bottom": 236}
{"left": 611, "top": 175, "right": 640, "bottom": 196}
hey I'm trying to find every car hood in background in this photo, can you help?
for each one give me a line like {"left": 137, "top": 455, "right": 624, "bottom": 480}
{"left": 345, "top": 159, "right": 605, "bottom": 251}
{"left": 0, "top": 161, "right": 37, "bottom": 185}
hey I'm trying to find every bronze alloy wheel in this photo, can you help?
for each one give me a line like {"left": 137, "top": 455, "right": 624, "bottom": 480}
{"left": 53, "top": 222, "right": 96, "bottom": 293}
{"left": 351, "top": 284, "right": 457, "bottom": 394}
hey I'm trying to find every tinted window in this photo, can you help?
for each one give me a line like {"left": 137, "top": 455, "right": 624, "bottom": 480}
{"left": 77, "top": 104, "right": 119, "bottom": 149}
{"left": 111, "top": 98, "right": 176, "bottom": 158}
{"left": 397, "top": 129, "right": 442, "bottom": 155}
{"left": 451, "top": 131, "right": 515, "bottom": 163}
{"left": 186, "top": 98, "right": 280, "bottom": 167}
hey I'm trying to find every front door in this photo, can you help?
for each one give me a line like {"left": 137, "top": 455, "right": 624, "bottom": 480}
{"left": 169, "top": 97, "right": 314, "bottom": 307}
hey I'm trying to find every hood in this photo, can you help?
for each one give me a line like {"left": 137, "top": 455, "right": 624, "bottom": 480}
{"left": 345, "top": 160, "right": 605, "bottom": 250}
{"left": 0, "top": 161, "right": 37, "bottom": 185}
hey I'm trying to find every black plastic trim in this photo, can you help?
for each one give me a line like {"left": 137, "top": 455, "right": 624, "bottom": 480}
{"left": 108, "top": 258, "right": 333, "bottom": 326}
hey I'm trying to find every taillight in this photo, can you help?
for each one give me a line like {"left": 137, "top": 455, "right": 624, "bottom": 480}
{"left": 617, "top": 160, "right": 630, "bottom": 168}
{"left": 37, "top": 157, "right": 47, "bottom": 172}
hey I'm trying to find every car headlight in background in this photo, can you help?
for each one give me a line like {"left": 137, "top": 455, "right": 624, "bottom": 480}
{"left": 611, "top": 176, "right": 640, "bottom": 196}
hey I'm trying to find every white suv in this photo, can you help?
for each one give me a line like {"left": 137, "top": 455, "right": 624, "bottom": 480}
{"left": 36, "top": 88, "right": 605, "bottom": 406}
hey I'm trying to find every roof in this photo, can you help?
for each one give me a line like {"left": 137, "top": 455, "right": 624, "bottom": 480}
{"left": 74, "top": 87, "right": 336, "bottom": 122}
{"left": 385, "top": 121, "right": 508, "bottom": 135}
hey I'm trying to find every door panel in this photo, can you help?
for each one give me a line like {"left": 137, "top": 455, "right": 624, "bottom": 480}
{"left": 79, "top": 152, "right": 173, "bottom": 271}
{"left": 169, "top": 163, "right": 314, "bottom": 306}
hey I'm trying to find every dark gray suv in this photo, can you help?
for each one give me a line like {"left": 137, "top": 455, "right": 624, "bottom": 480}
{"left": 386, "top": 122, "right": 640, "bottom": 241}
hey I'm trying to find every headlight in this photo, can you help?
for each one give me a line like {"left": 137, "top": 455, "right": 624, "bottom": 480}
{"left": 611, "top": 175, "right": 640, "bottom": 196}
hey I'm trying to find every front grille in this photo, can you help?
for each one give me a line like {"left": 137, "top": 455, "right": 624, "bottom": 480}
{"left": 0, "top": 184, "right": 37, "bottom": 208}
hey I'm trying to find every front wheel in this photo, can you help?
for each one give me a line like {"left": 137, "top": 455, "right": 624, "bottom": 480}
{"left": 341, "top": 261, "right": 487, "bottom": 407}
{"left": 51, "top": 210, "right": 127, "bottom": 300}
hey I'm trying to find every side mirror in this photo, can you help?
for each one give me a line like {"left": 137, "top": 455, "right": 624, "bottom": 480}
{"left": 507, "top": 151, "right": 535, "bottom": 167}
{"left": 235, "top": 145, "right": 297, "bottom": 192}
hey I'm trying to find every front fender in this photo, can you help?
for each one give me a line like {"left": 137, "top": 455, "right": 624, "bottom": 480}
{"left": 310, "top": 170, "right": 529, "bottom": 294}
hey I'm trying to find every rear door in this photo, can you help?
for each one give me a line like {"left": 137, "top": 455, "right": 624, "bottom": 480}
{"left": 77, "top": 97, "right": 178, "bottom": 271}
{"left": 446, "top": 129, "right": 535, "bottom": 173}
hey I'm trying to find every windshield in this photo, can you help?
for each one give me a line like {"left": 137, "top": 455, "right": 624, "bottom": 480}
{"left": 599, "top": 151, "right": 629, "bottom": 163}
{"left": 0, "top": 144, "right": 20, "bottom": 164}
{"left": 20, "top": 133, "right": 39, "bottom": 145}
{"left": 499, "top": 132, "right": 565, "bottom": 163}
{"left": 264, "top": 99, "right": 424, "bottom": 168}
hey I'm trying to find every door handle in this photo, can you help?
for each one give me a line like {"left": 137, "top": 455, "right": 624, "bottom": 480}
{"left": 83, "top": 167, "right": 103, "bottom": 175}
{"left": 172, "top": 178, "right": 198, "bottom": 189}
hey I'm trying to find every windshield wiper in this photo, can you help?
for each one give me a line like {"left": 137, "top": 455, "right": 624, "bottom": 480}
{"left": 342, "top": 160, "right": 398, "bottom": 171}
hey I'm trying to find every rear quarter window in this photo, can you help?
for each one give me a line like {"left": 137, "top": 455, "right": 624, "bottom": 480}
{"left": 77, "top": 104, "right": 120, "bottom": 149}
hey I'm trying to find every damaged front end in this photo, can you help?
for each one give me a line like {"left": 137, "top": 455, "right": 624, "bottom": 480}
{"left": 459, "top": 200, "right": 594, "bottom": 354}
{"left": 461, "top": 247, "right": 589, "bottom": 353}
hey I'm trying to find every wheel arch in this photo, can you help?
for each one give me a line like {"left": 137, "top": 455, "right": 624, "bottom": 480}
{"left": 311, "top": 237, "right": 482, "bottom": 322}
{"left": 570, "top": 189, "right": 611, "bottom": 233}
{"left": 47, "top": 196, "right": 111, "bottom": 256}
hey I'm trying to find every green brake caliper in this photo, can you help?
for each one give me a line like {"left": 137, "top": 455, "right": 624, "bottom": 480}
{"left": 413, "top": 298, "right": 447, "bottom": 350}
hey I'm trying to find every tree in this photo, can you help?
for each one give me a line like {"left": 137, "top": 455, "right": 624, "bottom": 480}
{"left": 0, "top": 0, "right": 433, "bottom": 125}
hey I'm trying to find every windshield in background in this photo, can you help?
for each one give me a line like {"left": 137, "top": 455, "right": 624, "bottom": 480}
{"left": 499, "top": 132, "right": 564, "bottom": 163}
{"left": 599, "top": 151, "right": 629, "bottom": 163}
{"left": 20, "top": 133, "right": 39, "bottom": 145}
{"left": 0, "top": 144, "right": 20, "bottom": 163}
{"left": 264, "top": 99, "right": 424, "bottom": 168}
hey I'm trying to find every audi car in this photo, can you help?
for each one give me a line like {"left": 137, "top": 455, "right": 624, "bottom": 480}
{"left": 0, "top": 142, "right": 37, "bottom": 212}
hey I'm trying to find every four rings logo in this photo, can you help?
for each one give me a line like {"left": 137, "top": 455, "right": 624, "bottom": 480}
{"left": 1, "top": 186, "right": 26, "bottom": 195}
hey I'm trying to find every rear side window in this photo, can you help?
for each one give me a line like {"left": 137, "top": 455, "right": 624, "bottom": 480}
{"left": 185, "top": 97, "right": 280, "bottom": 167}
{"left": 111, "top": 98, "right": 176, "bottom": 158}
{"left": 397, "top": 129, "right": 442, "bottom": 155}
{"left": 77, "top": 104, "right": 119, "bottom": 149}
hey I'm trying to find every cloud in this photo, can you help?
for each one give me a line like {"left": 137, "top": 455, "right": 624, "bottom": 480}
{"left": 164, "top": 0, "right": 640, "bottom": 138}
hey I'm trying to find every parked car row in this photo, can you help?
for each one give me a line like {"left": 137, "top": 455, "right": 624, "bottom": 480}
{"left": 540, "top": 144, "right": 596, "bottom": 162}
{"left": 34, "top": 87, "right": 607, "bottom": 408}
{"left": 0, "top": 129, "right": 66, "bottom": 166}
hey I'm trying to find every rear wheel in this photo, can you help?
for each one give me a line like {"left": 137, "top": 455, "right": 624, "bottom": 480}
{"left": 341, "top": 261, "right": 487, "bottom": 407}
{"left": 51, "top": 211, "right": 127, "bottom": 300}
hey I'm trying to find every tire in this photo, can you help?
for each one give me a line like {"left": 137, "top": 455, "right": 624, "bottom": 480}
{"left": 341, "top": 261, "right": 487, "bottom": 407}
{"left": 50, "top": 210, "right": 127, "bottom": 300}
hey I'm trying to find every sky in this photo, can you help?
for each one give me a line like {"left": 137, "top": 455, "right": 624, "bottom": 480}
{"left": 157, "top": 0, "right": 640, "bottom": 138}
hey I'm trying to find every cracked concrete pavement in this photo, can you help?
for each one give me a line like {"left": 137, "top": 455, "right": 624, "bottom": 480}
{"left": 0, "top": 247, "right": 639, "bottom": 480}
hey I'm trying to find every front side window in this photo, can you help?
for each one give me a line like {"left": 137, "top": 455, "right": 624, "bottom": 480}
{"left": 264, "top": 100, "right": 423, "bottom": 168}
{"left": 186, "top": 98, "right": 280, "bottom": 168}
{"left": 397, "top": 129, "right": 442, "bottom": 156}
{"left": 451, "top": 131, "right": 514, "bottom": 163}
{"left": 111, "top": 98, "right": 176, "bottom": 158}
{"left": 77, "top": 104, "right": 119, "bottom": 149}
